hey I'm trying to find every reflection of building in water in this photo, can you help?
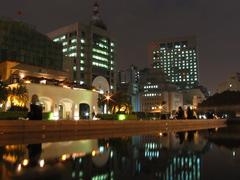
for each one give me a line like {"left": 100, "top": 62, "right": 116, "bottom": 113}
{"left": 71, "top": 149, "right": 115, "bottom": 180}
{"left": 159, "top": 152, "right": 201, "bottom": 180}
{"left": 0, "top": 132, "right": 210, "bottom": 179}
{"left": 131, "top": 133, "right": 207, "bottom": 180}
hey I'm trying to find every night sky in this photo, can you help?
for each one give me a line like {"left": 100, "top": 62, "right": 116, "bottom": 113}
{"left": 1, "top": 0, "right": 240, "bottom": 92}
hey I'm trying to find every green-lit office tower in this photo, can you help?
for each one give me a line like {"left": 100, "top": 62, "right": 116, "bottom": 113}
{"left": 47, "top": 2, "right": 115, "bottom": 92}
{"left": 150, "top": 36, "right": 199, "bottom": 89}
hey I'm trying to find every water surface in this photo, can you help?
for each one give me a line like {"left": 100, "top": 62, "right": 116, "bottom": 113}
{"left": 1, "top": 125, "right": 240, "bottom": 180}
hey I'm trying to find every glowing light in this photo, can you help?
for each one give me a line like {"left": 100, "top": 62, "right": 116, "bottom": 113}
{"left": 39, "top": 159, "right": 45, "bottom": 167}
{"left": 24, "top": 80, "right": 31, "bottom": 84}
{"left": 99, "top": 146, "right": 104, "bottom": 153}
{"left": 22, "top": 159, "right": 29, "bottom": 166}
{"left": 233, "top": 151, "right": 236, "bottom": 157}
{"left": 106, "top": 95, "right": 110, "bottom": 100}
{"left": 19, "top": 73, "right": 25, "bottom": 79}
{"left": 40, "top": 79, "right": 47, "bottom": 84}
{"left": 92, "top": 150, "right": 96, "bottom": 156}
{"left": 53, "top": 111, "right": 59, "bottom": 120}
{"left": 17, "top": 164, "right": 22, "bottom": 172}
{"left": 110, "top": 151, "right": 114, "bottom": 158}
{"left": 99, "top": 89, "right": 104, "bottom": 94}
{"left": 118, "top": 114, "right": 126, "bottom": 121}
{"left": 61, "top": 154, "right": 67, "bottom": 161}
{"left": 159, "top": 132, "right": 163, "bottom": 136}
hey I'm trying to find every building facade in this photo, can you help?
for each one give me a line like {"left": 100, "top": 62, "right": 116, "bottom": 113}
{"left": 149, "top": 36, "right": 199, "bottom": 90}
{"left": 0, "top": 18, "right": 63, "bottom": 71}
{"left": 117, "top": 65, "right": 140, "bottom": 112}
{"left": 47, "top": 3, "right": 116, "bottom": 92}
{"left": 138, "top": 68, "right": 183, "bottom": 113}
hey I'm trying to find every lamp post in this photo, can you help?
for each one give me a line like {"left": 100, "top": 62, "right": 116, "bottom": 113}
{"left": 105, "top": 94, "right": 111, "bottom": 114}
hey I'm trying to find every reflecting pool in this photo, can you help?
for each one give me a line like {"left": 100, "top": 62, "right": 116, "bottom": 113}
{"left": 1, "top": 125, "right": 240, "bottom": 180}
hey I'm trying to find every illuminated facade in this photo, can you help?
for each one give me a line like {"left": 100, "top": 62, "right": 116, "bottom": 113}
{"left": 47, "top": 3, "right": 115, "bottom": 92}
{"left": 139, "top": 68, "right": 183, "bottom": 113}
{"left": 150, "top": 36, "right": 199, "bottom": 89}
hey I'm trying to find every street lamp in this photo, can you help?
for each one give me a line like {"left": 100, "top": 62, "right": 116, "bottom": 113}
{"left": 105, "top": 94, "right": 111, "bottom": 114}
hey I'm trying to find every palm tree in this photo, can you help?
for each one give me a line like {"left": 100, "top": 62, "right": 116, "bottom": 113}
{"left": 8, "top": 84, "right": 28, "bottom": 107}
{"left": 0, "top": 82, "right": 8, "bottom": 111}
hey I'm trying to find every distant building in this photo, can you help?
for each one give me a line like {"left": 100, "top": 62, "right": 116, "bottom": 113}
{"left": 181, "top": 86, "right": 208, "bottom": 109}
{"left": 0, "top": 18, "right": 63, "bottom": 71}
{"left": 216, "top": 73, "right": 240, "bottom": 93}
{"left": 117, "top": 65, "right": 140, "bottom": 112}
{"left": 47, "top": 2, "right": 116, "bottom": 93}
{"left": 149, "top": 36, "right": 199, "bottom": 90}
{"left": 138, "top": 68, "right": 183, "bottom": 113}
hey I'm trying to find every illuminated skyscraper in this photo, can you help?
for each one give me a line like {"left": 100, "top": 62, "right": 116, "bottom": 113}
{"left": 47, "top": 2, "right": 115, "bottom": 92}
{"left": 149, "top": 36, "right": 199, "bottom": 90}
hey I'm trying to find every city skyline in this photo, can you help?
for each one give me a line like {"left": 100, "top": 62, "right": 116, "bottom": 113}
{"left": 1, "top": 0, "right": 239, "bottom": 92}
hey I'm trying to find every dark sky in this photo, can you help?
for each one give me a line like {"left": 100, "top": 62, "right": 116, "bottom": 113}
{"left": 1, "top": 0, "right": 240, "bottom": 92}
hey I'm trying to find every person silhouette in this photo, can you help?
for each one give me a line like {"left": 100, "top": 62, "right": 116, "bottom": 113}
{"left": 27, "top": 143, "right": 42, "bottom": 167}
{"left": 176, "top": 106, "right": 185, "bottom": 119}
{"left": 28, "top": 94, "right": 42, "bottom": 120}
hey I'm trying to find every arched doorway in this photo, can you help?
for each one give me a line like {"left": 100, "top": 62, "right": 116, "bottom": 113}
{"left": 58, "top": 105, "right": 63, "bottom": 119}
{"left": 79, "top": 103, "right": 90, "bottom": 119}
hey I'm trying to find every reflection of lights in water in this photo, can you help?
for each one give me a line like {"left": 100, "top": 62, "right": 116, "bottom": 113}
{"left": 61, "top": 154, "right": 67, "bottom": 161}
{"left": 72, "top": 172, "right": 76, "bottom": 178}
{"left": 110, "top": 151, "right": 113, "bottom": 158}
{"left": 17, "top": 164, "right": 22, "bottom": 172}
{"left": 99, "top": 146, "right": 104, "bottom": 153}
{"left": 233, "top": 151, "right": 236, "bottom": 157}
{"left": 22, "top": 159, "right": 29, "bottom": 166}
{"left": 215, "top": 127, "right": 218, "bottom": 132}
{"left": 39, "top": 159, "right": 45, "bottom": 168}
{"left": 92, "top": 150, "right": 96, "bottom": 156}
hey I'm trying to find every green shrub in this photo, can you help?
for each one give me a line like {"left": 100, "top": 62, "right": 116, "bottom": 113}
{"left": 96, "top": 114, "right": 137, "bottom": 121}
{"left": 42, "top": 112, "right": 53, "bottom": 120}
{"left": 0, "top": 111, "right": 28, "bottom": 120}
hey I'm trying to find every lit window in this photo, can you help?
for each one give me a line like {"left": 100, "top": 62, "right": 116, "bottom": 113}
{"left": 80, "top": 39, "right": 85, "bottom": 43}
{"left": 71, "top": 39, "right": 77, "bottom": 43}
{"left": 60, "top": 35, "right": 66, "bottom": 40}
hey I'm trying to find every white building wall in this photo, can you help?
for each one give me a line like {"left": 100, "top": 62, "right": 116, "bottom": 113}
{"left": 26, "top": 83, "right": 99, "bottom": 120}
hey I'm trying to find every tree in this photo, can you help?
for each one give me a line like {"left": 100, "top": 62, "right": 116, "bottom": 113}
{"left": 8, "top": 83, "right": 28, "bottom": 108}
{"left": 98, "top": 92, "right": 132, "bottom": 114}
{"left": 0, "top": 82, "right": 8, "bottom": 111}
{"left": 110, "top": 92, "right": 131, "bottom": 114}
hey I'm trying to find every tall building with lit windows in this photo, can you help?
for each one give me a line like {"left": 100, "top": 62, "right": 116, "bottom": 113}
{"left": 149, "top": 36, "right": 199, "bottom": 90}
{"left": 47, "top": 2, "right": 116, "bottom": 92}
